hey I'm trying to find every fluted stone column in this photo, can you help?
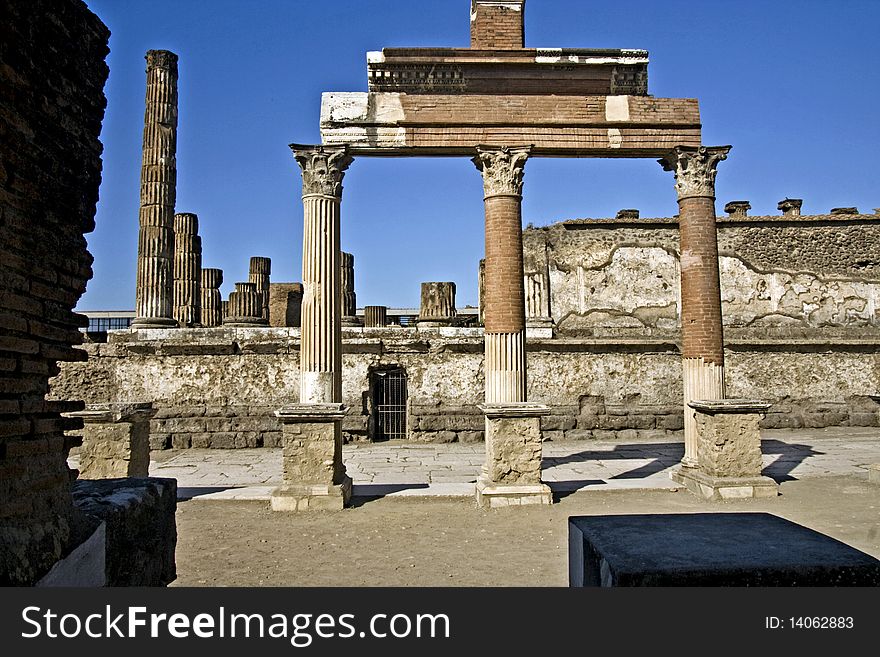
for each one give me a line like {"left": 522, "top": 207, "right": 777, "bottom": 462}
{"left": 200, "top": 268, "right": 223, "bottom": 327}
{"left": 132, "top": 50, "right": 178, "bottom": 329}
{"left": 478, "top": 258, "right": 486, "bottom": 325}
{"left": 173, "top": 212, "right": 201, "bottom": 327}
{"left": 248, "top": 256, "right": 271, "bottom": 321}
{"left": 472, "top": 145, "right": 550, "bottom": 508}
{"left": 271, "top": 144, "right": 353, "bottom": 512}
{"left": 223, "top": 282, "right": 267, "bottom": 326}
{"left": 340, "top": 252, "right": 360, "bottom": 326}
{"left": 418, "top": 282, "right": 457, "bottom": 327}
{"left": 221, "top": 300, "right": 228, "bottom": 320}
{"left": 659, "top": 145, "right": 731, "bottom": 470}
{"left": 364, "top": 305, "right": 387, "bottom": 328}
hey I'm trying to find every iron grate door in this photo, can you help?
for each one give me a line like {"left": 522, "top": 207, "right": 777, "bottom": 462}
{"left": 376, "top": 369, "right": 407, "bottom": 440}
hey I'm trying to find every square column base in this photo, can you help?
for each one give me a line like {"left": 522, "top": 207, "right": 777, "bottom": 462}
{"left": 270, "top": 476, "right": 353, "bottom": 511}
{"left": 671, "top": 467, "right": 779, "bottom": 501}
{"left": 475, "top": 476, "right": 552, "bottom": 509}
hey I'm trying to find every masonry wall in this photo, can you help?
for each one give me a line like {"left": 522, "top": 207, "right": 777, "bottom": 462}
{"left": 50, "top": 328, "right": 880, "bottom": 450}
{"left": 523, "top": 215, "right": 880, "bottom": 335}
{"left": 0, "top": 0, "right": 109, "bottom": 584}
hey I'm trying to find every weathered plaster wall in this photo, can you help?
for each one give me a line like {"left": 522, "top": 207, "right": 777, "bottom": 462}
{"left": 523, "top": 215, "right": 880, "bottom": 334}
{"left": 50, "top": 328, "right": 880, "bottom": 449}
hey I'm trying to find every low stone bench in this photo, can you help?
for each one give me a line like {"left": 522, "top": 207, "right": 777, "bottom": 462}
{"left": 569, "top": 513, "right": 880, "bottom": 586}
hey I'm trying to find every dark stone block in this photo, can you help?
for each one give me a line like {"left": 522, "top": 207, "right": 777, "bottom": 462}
{"left": 569, "top": 513, "right": 880, "bottom": 586}
{"left": 72, "top": 477, "right": 177, "bottom": 586}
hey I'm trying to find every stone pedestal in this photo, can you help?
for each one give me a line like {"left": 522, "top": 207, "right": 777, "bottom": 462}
{"left": 476, "top": 403, "right": 552, "bottom": 508}
{"left": 418, "top": 281, "right": 457, "bottom": 327}
{"left": 248, "top": 256, "right": 271, "bottom": 321}
{"left": 364, "top": 305, "right": 387, "bottom": 328}
{"left": 133, "top": 50, "right": 178, "bottom": 329}
{"left": 223, "top": 282, "right": 267, "bottom": 327}
{"left": 66, "top": 402, "right": 154, "bottom": 479}
{"left": 671, "top": 399, "right": 778, "bottom": 500}
{"left": 270, "top": 404, "right": 352, "bottom": 511}
{"left": 269, "top": 282, "right": 304, "bottom": 327}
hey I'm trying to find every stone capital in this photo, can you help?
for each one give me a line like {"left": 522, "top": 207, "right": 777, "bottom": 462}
{"left": 290, "top": 144, "right": 353, "bottom": 197}
{"left": 472, "top": 145, "right": 531, "bottom": 197}
{"left": 145, "top": 49, "right": 178, "bottom": 71}
{"left": 659, "top": 145, "right": 731, "bottom": 201}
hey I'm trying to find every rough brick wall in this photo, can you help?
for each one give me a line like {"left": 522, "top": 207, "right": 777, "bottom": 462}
{"left": 0, "top": 0, "right": 109, "bottom": 584}
{"left": 470, "top": 2, "right": 525, "bottom": 49}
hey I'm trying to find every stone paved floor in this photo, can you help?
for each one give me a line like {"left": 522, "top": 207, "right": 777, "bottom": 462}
{"left": 86, "top": 427, "right": 880, "bottom": 501}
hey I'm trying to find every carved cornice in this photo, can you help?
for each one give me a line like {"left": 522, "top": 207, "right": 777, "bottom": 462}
{"left": 472, "top": 145, "right": 531, "bottom": 197}
{"left": 290, "top": 144, "right": 353, "bottom": 197}
{"left": 659, "top": 145, "right": 731, "bottom": 201}
{"left": 146, "top": 50, "right": 178, "bottom": 71}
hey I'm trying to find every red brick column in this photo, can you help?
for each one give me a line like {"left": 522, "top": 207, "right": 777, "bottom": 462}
{"left": 473, "top": 145, "right": 530, "bottom": 403}
{"left": 660, "top": 145, "right": 731, "bottom": 467}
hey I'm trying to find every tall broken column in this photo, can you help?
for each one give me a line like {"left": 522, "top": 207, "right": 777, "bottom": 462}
{"left": 173, "top": 212, "right": 201, "bottom": 327}
{"left": 472, "top": 145, "right": 551, "bottom": 508}
{"left": 271, "top": 145, "right": 354, "bottom": 512}
{"left": 248, "top": 256, "right": 271, "bottom": 321}
{"left": 341, "top": 251, "right": 360, "bottom": 326}
{"left": 132, "top": 50, "right": 178, "bottom": 329}
{"left": 659, "top": 145, "right": 731, "bottom": 469}
{"left": 418, "top": 282, "right": 457, "bottom": 327}
{"left": 200, "top": 268, "right": 223, "bottom": 327}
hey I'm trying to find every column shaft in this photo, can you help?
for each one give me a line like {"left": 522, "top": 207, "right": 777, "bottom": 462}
{"left": 173, "top": 212, "right": 201, "bottom": 327}
{"left": 200, "top": 268, "right": 223, "bottom": 327}
{"left": 133, "top": 50, "right": 178, "bottom": 328}
{"left": 248, "top": 256, "right": 271, "bottom": 321}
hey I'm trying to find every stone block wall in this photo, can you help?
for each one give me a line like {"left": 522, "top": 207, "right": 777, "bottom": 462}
{"left": 523, "top": 214, "right": 880, "bottom": 335}
{"left": 0, "top": 0, "right": 109, "bottom": 585}
{"left": 50, "top": 328, "right": 880, "bottom": 449}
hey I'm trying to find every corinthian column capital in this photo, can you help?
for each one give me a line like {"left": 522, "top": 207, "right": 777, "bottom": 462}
{"left": 472, "top": 145, "right": 532, "bottom": 198}
{"left": 291, "top": 144, "right": 353, "bottom": 197}
{"left": 659, "top": 145, "right": 731, "bottom": 201}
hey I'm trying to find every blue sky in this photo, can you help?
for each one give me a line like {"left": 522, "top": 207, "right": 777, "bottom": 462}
{"left": 79, "top": 0, "right": 879, "bottom": 311}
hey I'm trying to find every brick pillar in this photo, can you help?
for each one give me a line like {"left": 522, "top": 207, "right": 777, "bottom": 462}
{"left": 473, "top": 145, "right": 530, "bottom": 403}
{"left": 470, "top": 0, "right": 525, "bottom": 49}
{"left": 341, "top": 251, "right": 360, "bottom": 326}
{"left": 200, "top": 268, "right": 223, "bottom": 327}
{"left": 173, "top": 212, "right": 201, "bottom": 327}
{"left": 248, "top": 256, "right": 271, "bottom": 321}
{"left": 659, "top": 145, "right": 731, "bottom": 468}
{"left": 364, "top": 306, "right": 387, "bottom": 328}
{"left": 222, "top": 282, "right": 267, "bottom": 326}
{"left": 132, "top": 50, "right": 178, "bottom": 329}
{"left": 291, "top": 145, "right": 353, "bottom": 404}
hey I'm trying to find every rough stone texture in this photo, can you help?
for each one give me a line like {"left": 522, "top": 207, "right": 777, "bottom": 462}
{"left": 419, "top": 282, "right": 457, "bottom": 324}
{"left": 72, "top": 477, "right": 177, "bottom": 586}
{"left": 248, "top": 256, "right": 271, "bottom": 322}
{"left": 693, "top": 407, "right": 765, "bottom": 478}
{"left": 484, "top": 414, "right": 542, "bottom": 484}
{"left": 50, "top": 329, "right": 880, "bottom": 447}
{"left": 281, "top": 420, "right": 344, "bottom": 485}
{"left": 269, "top": 283, "right": 303, "bottom": 328}
{"left": 76, "top": 419, "right": 150, "bottom": 479}
{"left": 869, "top": 464, "right": 880, "bottom": 484}
{"left": 172, "top": 213, "right": 201, "bottom": 327}
{"left": 224, "top": 282, "right": 266, "bottom": 326}
{"left": 524, "top": 213, "right": 880, "bottom": 334}
{"left": 199, "top": 268, "right": 223, "bottom": 327}
{"left": 0, "top": 0, "right": 109, "bottom": 585}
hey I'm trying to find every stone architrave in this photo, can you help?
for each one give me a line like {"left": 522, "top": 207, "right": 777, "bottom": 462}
{"left": 659, "top": 145, "right": 731, "bottom": 470}
{"left": 675, "top": 399, "right": 778, "bottom": 500}
{"left": 364, "top": 305, "right": 387, "bottom": 328}
{"left": 200, "top": 268, "right": 223, "bottom": 327}
{"left": 223, "top": 282, "right": 267, "bottom": 326}
{"left": 271, "top": 145, "right": 353, "bottom": 512}
{"left": 132, "top": 50, "right": 179, "bottom": 329}
{"left": 269, "top": 283, "right": 304, "bottom": 328}
{"left": 418, "top": 282, "right": 457, "bottom": 327}
{"left": 173, "top": 212, "right": 201, "bottom": 327}
{"left": 248, "top": 256, "right": 271, "bottom": 321}
{"left": 473, "top": 145, "right": 551, "bottom": 507}
{"left": 66, "top": 403, "right": 154, "bottom": 479}
{"left": 341, "top": 252, "right": 361, "bottom": 326}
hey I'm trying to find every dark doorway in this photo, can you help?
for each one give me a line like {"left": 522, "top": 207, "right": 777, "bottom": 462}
{"left": 369, "top": 367, "right": 408, "bottom": 441}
